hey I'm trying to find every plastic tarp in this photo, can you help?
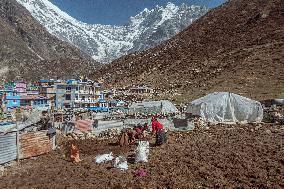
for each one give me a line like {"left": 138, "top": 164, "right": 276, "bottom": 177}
{"left": 186, "top": 92, "right": 263, "bottom": 123}
{"left": 74, "top": 119, "right": 93, "bottom": 134}
{"left": 129, "top": 100, "right": 179, "bottom": 114}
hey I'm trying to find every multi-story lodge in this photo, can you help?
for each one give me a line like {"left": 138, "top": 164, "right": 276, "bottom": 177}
{"left": 39, "top": 79, "right": 103, "bottom": 110}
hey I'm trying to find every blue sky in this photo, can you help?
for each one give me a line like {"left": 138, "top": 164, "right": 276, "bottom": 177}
{"left": 49, "top": 0, "right": 226, "bottom": 25}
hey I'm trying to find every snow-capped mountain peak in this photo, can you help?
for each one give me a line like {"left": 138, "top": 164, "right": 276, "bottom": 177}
{"left": 16, "top": 0, "right": 208, "bottom": 63}
{"left": 165, "top": 2, "right": 178, "bottom": 10}
{"left": 20, "top": 0, "right": 81, "bottom": 26}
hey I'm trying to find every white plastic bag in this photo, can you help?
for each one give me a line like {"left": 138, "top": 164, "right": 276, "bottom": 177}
{"left": 114, "top": 156, "right": 128, "bottom": 170}
{"left": 135, "top": 141, "right": 149, "bottom": 163}
{"left": 95, "top": 152, "right": 114, "bottom": 163}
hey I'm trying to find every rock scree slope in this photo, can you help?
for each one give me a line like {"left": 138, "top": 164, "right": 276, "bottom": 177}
{"left": 95, "top": 0, "right": 284, "bottom": 101}
{"left": 0, "top": 0, "right": 99, "bottom": 81}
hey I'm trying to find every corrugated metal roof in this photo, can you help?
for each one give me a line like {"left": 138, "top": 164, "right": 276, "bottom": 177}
{"left": 0, "top": 132, "right": 17, "bottom": 164}
{"left": 39, "top": 79, "right": 50, "bottom": 83}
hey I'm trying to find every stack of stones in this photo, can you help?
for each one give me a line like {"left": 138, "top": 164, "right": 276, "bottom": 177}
{"left": 99, "top": 128, "right": 121, "bottom": 139}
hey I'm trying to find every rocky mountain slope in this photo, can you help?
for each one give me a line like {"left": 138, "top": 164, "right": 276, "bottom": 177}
{"left": 16, "top": 0, "right": 208, "bottom": 63}
{"left": 0, "top": 0, "right": 99, "bottom": 81}
{"left": 95, "top": 0, "right": 284, "bottom": 102}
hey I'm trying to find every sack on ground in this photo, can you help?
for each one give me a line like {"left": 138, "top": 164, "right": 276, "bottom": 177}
{"left": 95, "top": 152, "right": 114, "bottom": 163}
{"left": 135, "top": 141, "right": 149, "bottom": 163}
{"left": 114, "top": 156, "right": 128, "bottom": 170}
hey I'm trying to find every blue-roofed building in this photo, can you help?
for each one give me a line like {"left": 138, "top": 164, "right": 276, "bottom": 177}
{"left": 5, "top": 91, "right": 21, "bottom": 111}
{"left": 39, "top": 79, "right": 61, "bottom": 99}
{"left": 20, "top": 95, "right": 51, "bottom": 109}
{"left": 1, "top": 82, "right": 21, "bottom": 112}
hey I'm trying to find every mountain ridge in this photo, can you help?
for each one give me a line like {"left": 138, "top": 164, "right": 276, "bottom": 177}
{"left": 94, "top": 0, "right": 284, "bottom": 102}
{"left": 0, "top": 0, "right": 99, "bottom": 81}
{"left": 16, "top": 0, "right": 208, "bottom": 63}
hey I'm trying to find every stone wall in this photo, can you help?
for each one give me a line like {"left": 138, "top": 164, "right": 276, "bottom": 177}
{"left": 19, "top": 130, "right": 52, "bottom": 159}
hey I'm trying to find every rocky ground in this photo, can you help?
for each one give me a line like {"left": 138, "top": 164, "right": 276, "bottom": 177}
{"left": 0, "top": 123, "right": 283, "bottom": 188}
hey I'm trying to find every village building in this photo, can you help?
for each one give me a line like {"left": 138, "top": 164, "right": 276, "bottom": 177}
{"left": 38, "top": 79, "right": 103, "bottom": 110}
{"left": 74, "top": 79, "right": 102, "bottom": 108}
{"left": 0, "top": 79, "right": 111, "bottom": 112}
{"left": 5, "top": 91, "right": 20, "bottom": 112}
{"left": 15, "top": 81, "right": 27, "bottom": 95}
{"left": 26, "top": 85, "right": 40, "bottom": 96}
{"left": 39, "top": 79, "right": 61, "bottom": 99}
{"left": 128, "top": 85, "right": 154, "bottom": 94}
{"left": 54, "top": 80, "right": 77, "bottom": 110}
{"left": 0, "top": 81, "right": 52, "bottom": 111}
{"left": 20, "top": 95, "right": 50, "bottom": 109}
{"left": 1, "top": 82, "right": 22, "bottom": 111}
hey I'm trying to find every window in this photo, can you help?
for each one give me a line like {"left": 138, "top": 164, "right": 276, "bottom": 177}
{"left": 65, "top": 94, "right": 71, "bottom": 100}
{"left": 76, "top": 87, "right": 79, "bottom": 91}
{"left": 20, "top": 100, "right": 30, "bottom": 106}
{"left": 66, "top": 87, "right": 72, "bottom": 91}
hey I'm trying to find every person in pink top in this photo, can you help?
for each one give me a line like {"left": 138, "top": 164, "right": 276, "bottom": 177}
{"left": 135, "top": 123, "right": 148, "bottom": 139}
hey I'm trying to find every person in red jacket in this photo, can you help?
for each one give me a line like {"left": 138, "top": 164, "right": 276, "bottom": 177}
{"left": 151, "top": 117, "right": 166, "bottom": 146}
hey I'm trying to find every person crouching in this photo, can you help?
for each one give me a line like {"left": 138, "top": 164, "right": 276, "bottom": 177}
{"left": 151, "top": 117, "right": 166, "bottom": 146}
{"left": 135, "top": 123, "right": 148, "bottom": 139}
{"left": 70, "top": 143, "right": 81, "bottom": 163}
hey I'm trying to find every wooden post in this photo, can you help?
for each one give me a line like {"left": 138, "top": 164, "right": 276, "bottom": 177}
{"left": 15, "top": 108, "right": 22, "bottom": 163}
{"left": 16, "top": 121, "right": 20, "bottom": 163}
{"left": 53, "top": 113, "right": 55, "bottom": 128}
